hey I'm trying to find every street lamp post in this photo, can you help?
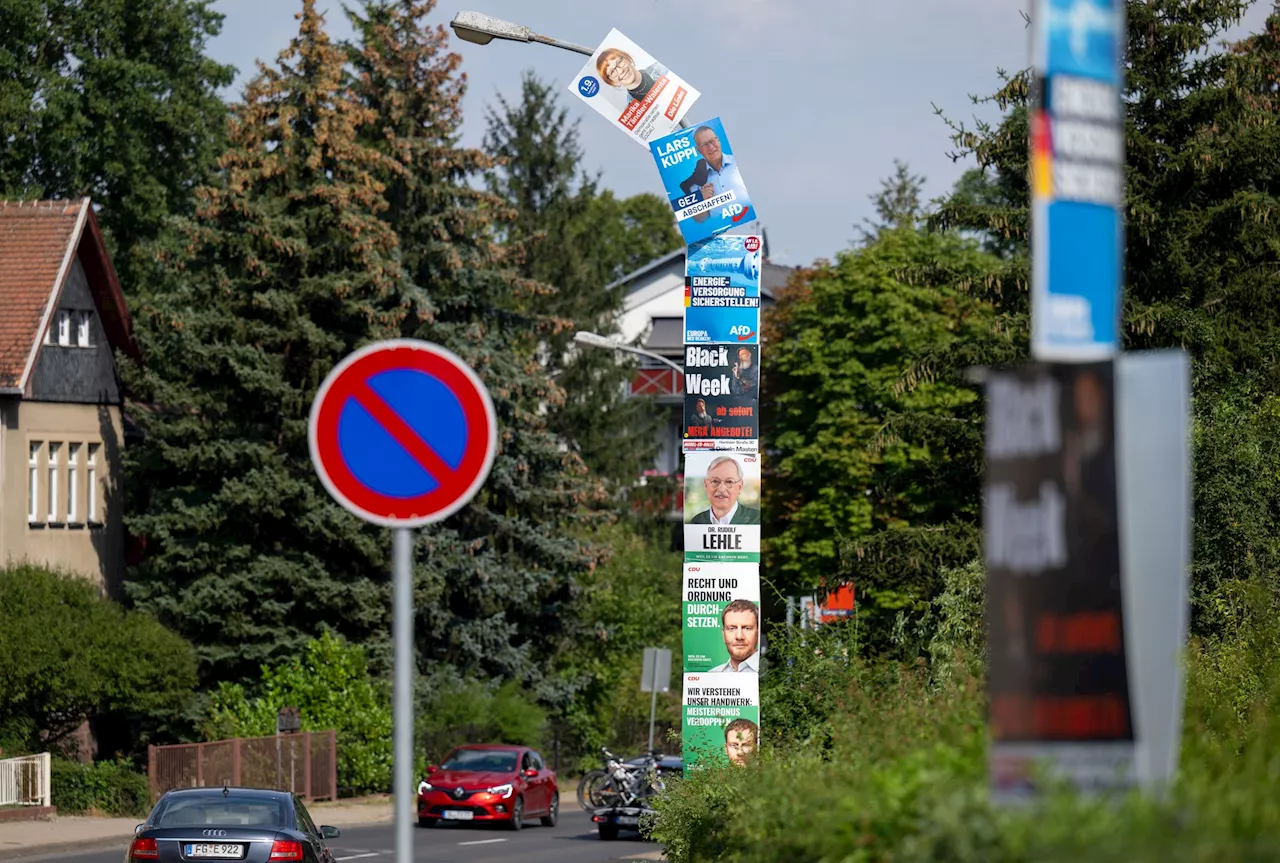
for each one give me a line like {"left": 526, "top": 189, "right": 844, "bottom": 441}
{"left": 574, "top": 330, "right": 683, "bottom": 375}
{"left": 450, "top": 11, "right": 691, "bottom": 129}
{"left": 449, "top": 11, "right": 594, "bottom": 55}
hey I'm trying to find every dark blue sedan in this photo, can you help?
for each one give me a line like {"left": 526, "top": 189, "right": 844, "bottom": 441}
{"left": 126, "top": 787, "right": 340, "bottom": 863}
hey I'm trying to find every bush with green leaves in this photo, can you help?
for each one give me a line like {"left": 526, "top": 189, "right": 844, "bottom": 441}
{"left": 0, "top": 563, "right": 197, "bottom": 755}
{"left": 652, "top": 564, "right": 1280, "bottom": 862}
{"left": 417, "top": 674, "right": 549, "bottom": 767}
{"left": 52, "top": 757, "right": 151, "bottom": 817}
{"left": 202, "top": 631, "right": 392, "bottom": 797}
{"left": 551, "top": 519, "right": 682, "bottom": 769}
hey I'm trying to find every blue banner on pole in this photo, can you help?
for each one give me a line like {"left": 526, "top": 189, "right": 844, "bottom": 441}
{"left": 1030, "top": 0, "right": 1125, "bottom": 360}
{"left": 650, "top": 117, "right": 757, "bottom": 246}
{"left": 684, "top": 235, "right": 763, "bottom": 345}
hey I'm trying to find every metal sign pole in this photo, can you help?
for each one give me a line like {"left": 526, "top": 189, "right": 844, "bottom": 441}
{"left": 392, "top": 527, "right": 414, "bottom": 863}
{"left": 309, "top": 340, "right": 496, "bottom": 836}
{"left": 647, "top": 664, "right": 659, "bottom": 752}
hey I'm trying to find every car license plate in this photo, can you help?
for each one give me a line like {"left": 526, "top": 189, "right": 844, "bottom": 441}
{"left": 185, "top": 844, "right": 245, "bottom": 859}
{"left": 442, "top": 810, "right": 473, "bottom": 821}
{"left": 617, "top": 815, "right": 639, "bottom": 825}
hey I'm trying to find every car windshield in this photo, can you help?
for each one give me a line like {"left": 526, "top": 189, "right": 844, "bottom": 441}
{"left": 153, "top": 796, "right": 286, "bottom": 828}
{"left": 438, "top": 749, "right": 517, "bottom": 772}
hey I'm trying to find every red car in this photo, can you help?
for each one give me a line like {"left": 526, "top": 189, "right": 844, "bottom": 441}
{"left": 416, "top": 744, "right": 559, "bottom": 831}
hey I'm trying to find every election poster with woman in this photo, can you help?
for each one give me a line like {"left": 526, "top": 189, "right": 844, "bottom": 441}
{"left": 567, "top": 28, "right": 700, "bottom": 147}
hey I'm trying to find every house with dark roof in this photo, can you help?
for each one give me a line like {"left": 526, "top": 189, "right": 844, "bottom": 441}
{"left": 610, "top": 231, "right": 797, "bottom": 482}
{"left": 0, "top": 199, "right": 137, "bottom": 591}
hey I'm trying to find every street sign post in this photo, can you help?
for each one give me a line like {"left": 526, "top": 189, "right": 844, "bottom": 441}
{"left": 309, "top": 340, "right": 496, "bottom": 863}
{"left": 640, "top": 647, "right": 672, "bottom": 752}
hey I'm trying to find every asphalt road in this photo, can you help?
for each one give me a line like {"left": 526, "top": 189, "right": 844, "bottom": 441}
{"left": 11, "top": 816, "right": 660, "bottom": 863}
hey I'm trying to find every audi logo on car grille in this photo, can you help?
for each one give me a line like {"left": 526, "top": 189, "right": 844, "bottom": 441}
{"left": 202, "top": 830, "right": 227, "bottom": 837}
{"left": 452, "top": 787, "right": 465, "bottom": 799}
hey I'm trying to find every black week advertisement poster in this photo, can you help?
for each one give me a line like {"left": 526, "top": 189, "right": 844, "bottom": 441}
{"left": 982, "top": 360, "right": 1134, "bottom": 789}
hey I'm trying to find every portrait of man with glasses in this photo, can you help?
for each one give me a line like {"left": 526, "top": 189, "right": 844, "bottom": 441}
{"left": 689, "top": 455, "right": 761, "bottom": 525}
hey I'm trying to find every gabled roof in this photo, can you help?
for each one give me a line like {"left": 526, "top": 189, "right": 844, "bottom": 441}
{"left": 0, "top": 198, "right": 137, "bottom": 393}
{"left": 608, "top": 248, "right": 685, "bottom": 293}
{"left": 609, "top": 242, "right": 795, "bottom": 305}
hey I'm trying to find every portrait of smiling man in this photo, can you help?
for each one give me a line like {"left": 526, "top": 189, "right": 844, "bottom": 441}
{"left": 689, "top": 455, "right": 761, "bottom": 525}
{"left": 723, "top": 718, "right": 758, "bottom": 766}
{"left": 708, "top": 599, "right": 760, "bottom": 673}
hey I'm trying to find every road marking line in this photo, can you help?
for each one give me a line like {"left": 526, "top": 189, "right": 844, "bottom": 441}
{"left": 456, "top": 838, "right": 508, "bottom": 846}
{"left": 335, "top": 853, "right": 380, "bottom": 860}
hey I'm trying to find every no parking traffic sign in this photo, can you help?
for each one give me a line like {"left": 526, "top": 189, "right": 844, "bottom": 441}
{"left": 308, "top": 339, "right": 497, "bottom": 527}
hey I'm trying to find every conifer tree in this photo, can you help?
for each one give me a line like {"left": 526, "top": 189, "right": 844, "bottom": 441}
{"left": 482, "top": 71, "right": 682, "bottom": 488}
{"left": 345, "top": 0, "right": 612, "bottom": 699}
{"left": 122, "top": 0, "right": 410, "bottom": 684}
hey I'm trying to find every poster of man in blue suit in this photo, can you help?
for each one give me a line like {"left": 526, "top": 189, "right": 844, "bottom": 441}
{"left": 650, "top": 117, "right": 757, "bottom": 246}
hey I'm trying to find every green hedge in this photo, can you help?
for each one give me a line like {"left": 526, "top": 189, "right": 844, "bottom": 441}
{"left": 52, "top": 758, "right": 150, "bottom": 817}
{"left": 649, "top": 569, "right": 1280, "bottom": 861}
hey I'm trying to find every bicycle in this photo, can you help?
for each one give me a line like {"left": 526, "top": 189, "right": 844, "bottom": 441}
{"left": 576, "top": 747, "right": 667, "bottom": 811}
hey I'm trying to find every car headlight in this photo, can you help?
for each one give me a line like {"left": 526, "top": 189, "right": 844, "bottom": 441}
{"left": 485, "top": 783, "right": 513, "bottom": 799}
{"left": 417, "top": 781, "right": 432, "bottom": 795}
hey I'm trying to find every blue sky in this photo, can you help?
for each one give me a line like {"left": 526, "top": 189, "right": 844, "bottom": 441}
{"left": 206, "top": 0, "right": 1272, "bottom": 268}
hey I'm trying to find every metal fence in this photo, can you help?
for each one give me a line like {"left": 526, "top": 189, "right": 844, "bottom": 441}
{"left": 0, "top": 753, "right": 51, "bottom": 808}
{"left": 147, "top": 731, "right": 337, "bottom": 803}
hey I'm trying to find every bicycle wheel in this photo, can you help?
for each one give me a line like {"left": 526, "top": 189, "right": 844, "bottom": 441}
{"left": 592, "top": 775, "right": 626, "bottom": 809}
{"left": 576, "top": 769, "right": 609, "bottom": 810}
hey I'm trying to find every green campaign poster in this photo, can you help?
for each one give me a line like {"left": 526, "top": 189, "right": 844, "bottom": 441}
{"left": 683, "top": 561, "right": 761, "bottom": 673}
{"left": 681, "top": 672, "right": 760, "bottom": 767}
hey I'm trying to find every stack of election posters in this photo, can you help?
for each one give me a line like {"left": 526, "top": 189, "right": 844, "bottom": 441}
{"left": 567, "top": 29, "right": 700, "bottom": 148}
{"left": 564, "top": 37, "right": 765, "bottom": 769}
{"left": 679, "top": 235, "right": 764, "bottom": 768}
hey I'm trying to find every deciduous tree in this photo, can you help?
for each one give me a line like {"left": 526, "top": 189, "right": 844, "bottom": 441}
{"left": 0, "top": 0, "right": 234, "bottom": 294}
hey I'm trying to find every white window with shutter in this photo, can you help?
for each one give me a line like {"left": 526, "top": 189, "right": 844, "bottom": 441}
{"left": 68, "top": 443, "right": 81, "bottom": 522}
{"left": 28, "top": 442, "right": 41, "bottom": 522}
{"left": 47, "top": 443, "right": 60, "bottom": 521}
{"left": 87, "top": 443, "right": 100, "bottom": 523}
{"left": 57, "top": 311, "right": 71, "bottom": 346}
{"left": 76, "top": 311, "right": 92, "bottom": 347}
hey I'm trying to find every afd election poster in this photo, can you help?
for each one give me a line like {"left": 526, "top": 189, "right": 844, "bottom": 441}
{"left": 684, "top": 235, "right": 763, "bottom": 345}
{"left": 683, "top": 451, "right": 761, "bottom": 562}
{"left": 650, "top": 117, "right": 756, "bottom": 246}
{"left": 683, "top": 343, "right": 759, "bottom": 451}
{"left": 567, "top": 29, "right": 700, "bottom": 148}
{"left": 683, "top": 561, "right": 761, "bottom": 673}
{"left": 682, "top": 672, "right": 760, "bottom": 767}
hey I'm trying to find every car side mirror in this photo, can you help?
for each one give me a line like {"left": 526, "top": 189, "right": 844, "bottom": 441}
{"left": 523, "top": 768, "right": 537, "bottom": 777}
{"left": 426, "top": 764, "right": 437, "bottom": 773}
{"left": 320, "top": 826, "right": 340, "bottom": 839}
{"left": 134, "top": 825, "right": 145, "bottom": 835}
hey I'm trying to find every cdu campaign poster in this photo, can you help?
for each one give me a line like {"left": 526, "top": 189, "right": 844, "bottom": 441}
{"left": 983, "top": 360, "right": 1135, "bottom": 799}
{"left": 567, "top": 29, "right": 700, "bottom": 148}
{"left": 683, "top": 561, "right": 761, "bottom": 673}
{"left": 682, "top": 672, "right": 760, "bottom": 768}
{"left": 683, "top": 451, "right": 761, "bottom": 562}
{"left": 684, "top": 235, "right": 763, "bottom": 345}
{"left": 683, "top": 343, "right": 759, "bottom": 452}
{"left": 650, "top": 117, "right": 756, "bottom": 246}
